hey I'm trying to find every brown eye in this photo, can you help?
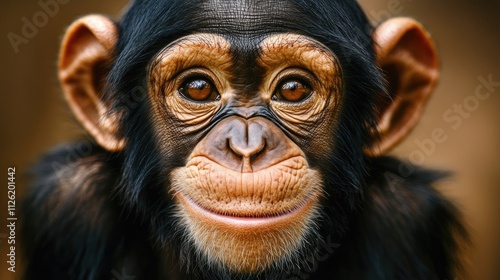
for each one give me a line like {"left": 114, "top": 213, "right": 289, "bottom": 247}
{"left": 180, "top": 78, "right": 219, "bottom": 101}
{"left": 275, "top": 80, "right": 312, "bottom": 102}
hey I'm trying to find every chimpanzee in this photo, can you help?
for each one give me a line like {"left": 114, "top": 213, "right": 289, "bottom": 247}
{"left": 21, "top": 0, "right": 466, "bottom": 279}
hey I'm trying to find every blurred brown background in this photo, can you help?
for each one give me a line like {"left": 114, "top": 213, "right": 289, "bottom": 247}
{"left": 0, "top": 0, "right": 498, "bottom": 279}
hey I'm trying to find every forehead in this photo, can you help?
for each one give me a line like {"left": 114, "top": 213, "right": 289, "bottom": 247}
{"left": 199, "top": 0, "right": 300, "bottom": 37}
{"left": 197, "top": 0, "right": 306, "bottom": 58}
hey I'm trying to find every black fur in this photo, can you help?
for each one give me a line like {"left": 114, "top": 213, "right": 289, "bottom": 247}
{"left": 21, "top": 0, "right": 466, "bottom": 279}
{"left": 22, "top": 143, "right": 465, "bottom": 279}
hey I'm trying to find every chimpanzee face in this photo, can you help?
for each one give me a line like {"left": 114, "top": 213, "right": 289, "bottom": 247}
{"left": 145, "top": 33, "right": 341, "bottom": 272}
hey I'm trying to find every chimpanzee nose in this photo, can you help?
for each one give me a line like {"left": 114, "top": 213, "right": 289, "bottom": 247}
{"left": 226, "top": 120, "right": 266, "bottom": 170}
{"left": 193, "top": 116, "right": 299, "bottom": 172}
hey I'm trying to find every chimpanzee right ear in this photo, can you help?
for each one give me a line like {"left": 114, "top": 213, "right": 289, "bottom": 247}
{"left": 364, "top": 18, "right": 439, "bottom": 157}
{"left": 58, "top": 15, "right": 124, "bottom": 152}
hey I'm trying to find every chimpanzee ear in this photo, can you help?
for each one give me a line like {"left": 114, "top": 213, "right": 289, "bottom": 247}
{"left": 364, "top": 17, "right": 439, "bottom": 157}
{"left": 58, "top": 15, "right": 124, "bottom": 152}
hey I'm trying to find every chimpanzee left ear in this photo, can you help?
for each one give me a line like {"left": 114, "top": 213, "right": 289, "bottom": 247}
{"left": 58, "top": 15, "right": 125, "bottom": 152}
{"left": 364, "top": 17, "right": 439, "bottom": 157}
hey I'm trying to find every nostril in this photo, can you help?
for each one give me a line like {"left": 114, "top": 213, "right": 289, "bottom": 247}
{"left": 249, "top": 141, "right": 266, "bottom": 163}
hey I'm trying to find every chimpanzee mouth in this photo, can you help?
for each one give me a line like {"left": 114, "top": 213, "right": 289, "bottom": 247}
{"left": 177, "top": 191, "right": 319, "bottom": 226}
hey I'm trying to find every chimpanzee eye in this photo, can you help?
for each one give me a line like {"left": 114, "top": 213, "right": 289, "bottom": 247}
{"left": 273, "top": 79, "right": 312, "bottom": 102}
{"left": 179, "top": 78, "right": 219, "bottom": 102}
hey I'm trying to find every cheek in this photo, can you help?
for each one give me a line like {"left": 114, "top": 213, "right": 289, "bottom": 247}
{"left": 147, "top": 91, "right": 217, "bottom": 161}
{"left": 304, "top": 110, "right": 340, "bottom": 162}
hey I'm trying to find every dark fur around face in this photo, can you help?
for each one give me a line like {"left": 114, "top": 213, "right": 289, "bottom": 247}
{"left": 21, "top": 0, "right": 466, "bottom": 279}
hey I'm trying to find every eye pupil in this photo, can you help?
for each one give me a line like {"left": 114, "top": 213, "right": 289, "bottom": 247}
{"left": 181, "top": 78, "right": 218, "bottom": 101}
{"left": 277, "top": 80, "right": 311, "bottom": 102}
